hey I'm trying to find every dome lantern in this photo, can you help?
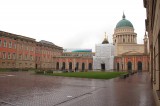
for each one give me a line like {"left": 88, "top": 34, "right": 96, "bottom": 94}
{"left": 122, "top": 12, "right": 126, "bottom": 19}
{"left": 102, "top": 32, "right": 109, "bottom": 44}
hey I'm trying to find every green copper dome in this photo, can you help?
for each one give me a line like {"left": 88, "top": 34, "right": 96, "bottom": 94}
{"left": 116, "top": 13, "right": 134, "bottom": 28}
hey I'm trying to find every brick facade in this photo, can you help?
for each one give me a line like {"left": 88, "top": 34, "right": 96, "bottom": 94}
{"left": 114, "top": 55, "right": 149, "bottom": 72}
{"left": 0, "top": 31, "right": 63, "bottom": 70}
{"left": 55, "top": 52, "right": 93, "bottom": 72}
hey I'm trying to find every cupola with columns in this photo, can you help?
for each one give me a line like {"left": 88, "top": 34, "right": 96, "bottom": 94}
{"left": 113, "top": 13, "right": 137, "bottom": 45}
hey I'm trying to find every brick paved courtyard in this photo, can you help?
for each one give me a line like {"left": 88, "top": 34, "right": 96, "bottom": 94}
{"left": 0, "top": 72, "right": 155, "bottom": 106}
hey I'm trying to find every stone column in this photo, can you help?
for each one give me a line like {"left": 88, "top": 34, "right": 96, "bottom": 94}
{"left": 121, "top": 35, "right": 122, "bottom": 43}
{"left": 132, "top": 35, "right": 134, "bottom": 43}
{"left": 86, "top": 59, "right": 88, "bottom": 71}
{"left": 122, "top": 35, "right": 124, "bottom": 43}
{"left": 118, "top": 35, "right": 119, "bottom": 43}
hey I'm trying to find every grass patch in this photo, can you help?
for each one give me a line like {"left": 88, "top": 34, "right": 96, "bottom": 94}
{"left": 44, "top": 72, "right": 127, "bottom": 79}
{"left": 0, "top": 68, "right": 19, "bottom": 72}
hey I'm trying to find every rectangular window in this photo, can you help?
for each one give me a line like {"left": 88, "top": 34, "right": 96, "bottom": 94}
{"left": 2, "top": 62, "right": 5, "bottom": 66}
{"left": 19, "top": 63, "right": 22, "bottom": 67}
{"left": 4, "top": 40, "right": 7, "bottom": 47}
{"left": 8, "top": 53, "right": 11, "bottom": 59}
{"left": 21, "top": 44, "right": 23, "bottom": 49}
{"left": 9, "top": 42, "right": 12, "bottom": 48}
{"left": 32, "top": 47, "right": 34, "bottom": 51}
{"left": 25, "top": 54, "right": 28, "bottom": 60}
{"left": 30, "top": 55, "right": 33, "bottom": 60}
{"left": 2, "top": 52, "right": 6, "bottom": 59}
{"left": 14, "top": 44, "right": 16, "bottom": 49}
{"left": 19, "top": 54, "right": 22, "bottom": 60}
{"left": 12, "top": 53, "right": 16, "bottom": 60}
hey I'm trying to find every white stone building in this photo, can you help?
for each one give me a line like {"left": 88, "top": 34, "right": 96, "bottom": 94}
{"left": 93, "top": 33, "right": 115, "bottom": 71}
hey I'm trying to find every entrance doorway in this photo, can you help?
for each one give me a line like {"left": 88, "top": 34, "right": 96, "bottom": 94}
{"left": 82, "top": 63, "right": 85, "bottom": 71}
{"left": 56, "top": 62, "right": 59, "bottom": 70}
{"left": 35, "top": 64, "right": 38, "bottom": 69}
{"left": 137, "top": 61, "right": 142, "bottom": 72}
{"left": 127, "top": 62, "right": 132, "bottom": 73}
{"left": 88, "top": 63, "right": 92, "bottom": 70}
{"left": 101, "top": 63, "right": 105, "bottom": 70}
{"left": 117, "top": 63, "right": 119, "bottom": 71}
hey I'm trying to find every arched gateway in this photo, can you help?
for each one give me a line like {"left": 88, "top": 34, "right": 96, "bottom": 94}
{"left": 137, "top": 61, "right": 142, "bottom": 72}
{"left": 127, "top": 62, "right": 132, "bottom": 73}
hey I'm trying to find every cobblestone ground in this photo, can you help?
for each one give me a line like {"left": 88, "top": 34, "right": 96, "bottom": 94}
{"left": 0, "top": 72, "right": 155, "bottom": 106}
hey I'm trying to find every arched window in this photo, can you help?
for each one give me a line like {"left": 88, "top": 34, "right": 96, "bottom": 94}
{"left": 137, "top": 61, "right": 142, "bottom": 72}
{"left": 127, "top": 61, "right": 132, "bottom": 73}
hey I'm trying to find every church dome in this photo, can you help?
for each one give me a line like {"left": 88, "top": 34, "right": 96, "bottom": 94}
{"left": 116, "top": 13, "right": 134, "bottom": 28}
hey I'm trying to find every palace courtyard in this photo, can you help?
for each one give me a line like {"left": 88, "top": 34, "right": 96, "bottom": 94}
{"left": 0, "top": 71, "right": 155, "bottom": 106}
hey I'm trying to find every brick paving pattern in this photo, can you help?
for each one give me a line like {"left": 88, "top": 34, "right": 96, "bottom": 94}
{"left": 0, "top": 72, "right": 155, "bottom": 106}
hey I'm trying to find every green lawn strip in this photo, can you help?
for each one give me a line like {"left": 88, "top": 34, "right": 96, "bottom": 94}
{"left": 45, "top": 72, "right": 127, "bottom": 79}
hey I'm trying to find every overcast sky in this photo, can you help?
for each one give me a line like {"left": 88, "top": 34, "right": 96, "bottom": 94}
{"left": 0, "top": 0, "right": 146, "bottom": 51}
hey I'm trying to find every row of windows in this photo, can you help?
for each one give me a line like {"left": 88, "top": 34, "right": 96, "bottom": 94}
{"left": 40, "top": 50, "right": 61, "bottom": 55}
{"left": 18, "top": 44, "right": 34, "bottom": 51}
{"left": 1, "top": 52, "right": 34, "bottom": 60}
{"left": 0, "top": 40, "right": 16, "bottom": 48}
{"left": 35, "top": 56, "right": 53, "bottom": 62}
{"left": 0, "top": 40, "right": 35, "bottom": 51}
{"left": 1, "top": 62, "right": 33, "bottom": 67}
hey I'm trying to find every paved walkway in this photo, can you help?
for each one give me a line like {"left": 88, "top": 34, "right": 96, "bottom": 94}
{"left": 0, "top": 72, "right": 155, "bottom": 106}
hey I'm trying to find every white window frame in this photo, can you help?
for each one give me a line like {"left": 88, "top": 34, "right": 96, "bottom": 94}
{"left": 8, "top": 53, "right": 11, "bottom": 59}
{"left": 2, "top": 52, "right": 6, "bottom": 59}
{"left": 4, "top": 40, "right": 7, "bottom": 47}
{"left": 9, "top": 42, "right": 12, "bottom": 48}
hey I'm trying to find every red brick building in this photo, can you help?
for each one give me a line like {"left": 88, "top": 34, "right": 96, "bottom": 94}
{"left": 55, "top": 49, "right": 93, "bottom": 72}
{"left": 35, "top": 40, "right": 63, "bottom": 70}
{"left": 114, "top": 53, "right": 149, "bottom": 72}
{"left": 0, "top": 31, "right": 63, "bottom": 70}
